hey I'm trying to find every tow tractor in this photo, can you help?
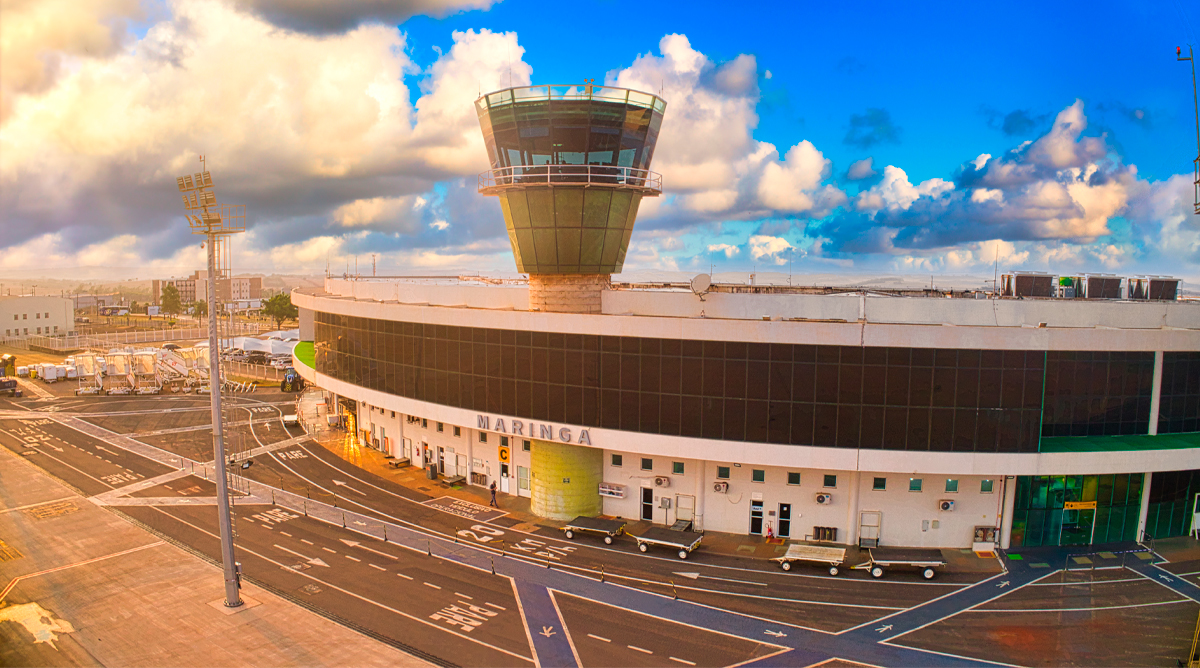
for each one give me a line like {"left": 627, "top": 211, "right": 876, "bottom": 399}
{"left": 281, "top": 367, "right": 305, "bottom": 392}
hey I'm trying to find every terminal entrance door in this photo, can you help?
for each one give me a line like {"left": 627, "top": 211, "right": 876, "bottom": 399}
{"left": 777, "top": 504, "right": 792, "bottom": 538}
{"left": 500, "top": 464, "right": 510, "bottom": 493}
{"left": 1059, "top": 506, "right": 1096, "bottom": 546}
{"left": 517, "top": 466, "right": 531, "bottom": 498}
{"left": 749, "top": 501, "right": 764, "bottom": 535}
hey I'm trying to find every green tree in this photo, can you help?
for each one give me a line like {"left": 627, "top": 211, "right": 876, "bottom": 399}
{"left": 262, "top": 292, "right": 297, "bottom": 329}
{"left": 160, "top": 284, "right": 182, "bottom": 315}
{"left": 190, "top": 300, "right": 207, "bottom": 317}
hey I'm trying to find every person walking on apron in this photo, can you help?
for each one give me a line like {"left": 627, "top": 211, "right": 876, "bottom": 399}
{"left": 489, "top": 481, "right": 498, "bottom": 507}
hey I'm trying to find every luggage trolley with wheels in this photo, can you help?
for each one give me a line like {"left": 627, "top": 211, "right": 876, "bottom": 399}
{"left": 771, "top": 544, "right": 847, "bottom": 576}
{"left": 560, "top": 516, "right": 627, "bottom": 545}
{"left": 633, "top": 526, "right": 703, "bottom": 560}
{"left": 852, "top": 547, "right": 946, "bottom": 580}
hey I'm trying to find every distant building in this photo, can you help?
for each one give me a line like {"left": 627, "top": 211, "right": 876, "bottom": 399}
{"left": 1, "top": 295, "right": 73, "bottom": 339}
{"left": 72, "top": 293, "right": 122, "bottom": 310}
{"left": 153, "top": 271, "right": 262, "bottom": 307}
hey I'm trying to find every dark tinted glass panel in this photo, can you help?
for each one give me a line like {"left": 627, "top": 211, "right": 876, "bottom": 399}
{"left": 313, "top": 315, "right": 1046, "bottom": 452}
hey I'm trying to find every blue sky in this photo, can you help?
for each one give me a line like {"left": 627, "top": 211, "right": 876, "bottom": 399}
{"left": 2, "top": 0, "right": 1199, "bottom": 281}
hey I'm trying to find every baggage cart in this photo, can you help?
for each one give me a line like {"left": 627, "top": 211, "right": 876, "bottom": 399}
{"left": 771, "top": 544, "right": 847, "bottom": 576}
{"left": 633, "top": 526, "right": 703, "bottom": 560}
{"left": 560, "top": 516, "right": 626, "bottom": 545}
{"left": 852, "top": 547, "right": 946, "bottom": 580}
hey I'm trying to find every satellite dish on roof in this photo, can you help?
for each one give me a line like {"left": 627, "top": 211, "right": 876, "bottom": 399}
{"left": 690, "top": 274, "right": 711, "bottom": 298}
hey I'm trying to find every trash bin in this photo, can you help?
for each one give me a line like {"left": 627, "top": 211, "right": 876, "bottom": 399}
{"left": 426, "top": 464, "right": 438, "bottom": 480}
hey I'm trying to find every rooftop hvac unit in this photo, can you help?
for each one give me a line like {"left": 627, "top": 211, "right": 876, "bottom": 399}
{"left": 939, "top": 499, "right": 955, "bottom": 512}
{"left": 815, "top": 493, "right": 833, "bottom": 505}
{"left": 654, "top": 476, "right": 671, "bottom": 487}
{"left": 713, "top": 481, "right": 729, "bottom": 493}
{"left": 1084, "top": 274, "right": 1123, "bottom": 299}
{"left": 1001, "top": 272, "right": 1054, "bottom": 298}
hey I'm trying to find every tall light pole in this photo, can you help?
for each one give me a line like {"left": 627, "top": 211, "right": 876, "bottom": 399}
{"left": 176, "top": 158, "right": 246, "bottom": 608}
{"left": 1179, "top": 45, "right": 1200, "bottom": 214}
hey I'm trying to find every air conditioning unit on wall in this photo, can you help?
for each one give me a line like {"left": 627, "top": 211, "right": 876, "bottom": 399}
{"left": 713, "top": 481, "right": 729, "bottom": 493}
{"left": 815, "top": 493, "right": 833, "bottom": 505}
{"left": 654, "top": 476, "right": 671, "bottom": 487}
{"left": 939, "top": 499, "right": 955, "bottom": 512}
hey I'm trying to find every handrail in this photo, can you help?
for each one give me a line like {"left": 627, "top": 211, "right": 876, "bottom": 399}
{"left": 475, "top": 84, "right": 666, "bottom": 113}
{"left": 477, "top": 164, "right": 662, "bottom": 195}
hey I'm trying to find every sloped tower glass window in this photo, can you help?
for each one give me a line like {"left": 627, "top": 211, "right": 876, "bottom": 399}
{"left": 476, "top": 84, "right": 666, "bottom": 278}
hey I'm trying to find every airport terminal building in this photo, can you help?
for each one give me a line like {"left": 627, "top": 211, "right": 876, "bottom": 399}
{"left": 291, "top": 84, "right": 1200, "bottom": 552}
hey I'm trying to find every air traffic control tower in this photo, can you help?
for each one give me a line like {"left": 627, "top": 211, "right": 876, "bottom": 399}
{"left": 476, "top": 83, "right": 666, "bottom": 313}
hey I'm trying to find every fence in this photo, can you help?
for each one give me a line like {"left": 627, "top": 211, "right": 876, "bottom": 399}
{"left": 223, "top": 361, "right": 286, "bottom": 383}
{"left": 11, "top": 321, "right": 265, "bottom": 352}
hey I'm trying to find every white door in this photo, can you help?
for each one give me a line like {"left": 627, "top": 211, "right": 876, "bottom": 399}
{"left": 402, "top": 437, "right": 412, "bottom": 461}
{"left": 675, "top": 495, "right": 695, "bottom": 524}
{"left": 517, "top": 466, "right": 531, "bottom": 498}
{"left": 859, "top": 510, "right": 882, "bottom": 548}
{"left": 500, "top": 464, "right": 510, "bottom": 493}
{"left": 456, "top": 454, "right": 468, "bottom": 478}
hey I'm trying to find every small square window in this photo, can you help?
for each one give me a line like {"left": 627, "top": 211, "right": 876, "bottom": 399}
{"left": 945, "top": 479, "right": 959, "bottom": 493}
{"left": 640, "top": 458, "right": 653, "bottom": 471}
{"left": 453, "top": 426, "right": 461, "bottom": 437}
{"left": 478, "top": 432, "right": 488, "bottom": 443}
{"left": 437, "top": 422, "right": 444, "bottom": 433}
{"left": 672, "top": 461, "right": 684, "bottom": 475}
{"left": 522, "top": 440, "right": 531, "bottom": 452}
{"left": 981, "top": 479, "right": 994, "bottom": 494}
{"left": 716, "top": 466, "right": 730, "bottom": 479}
{"left": 873, "top": 477, "right": 887, "bottom": 491}
{"left": 787, "top": 472, "right": 801, "bottom": 486}
{"left": 35, "top": 313, "right": 40, "bottom": 319}
{"left": 611, "top": 454, "right": 623, "bottom": 467}
{"left": 909, "top": 478, "right": 923, "bottom": 492}
{"left": 421, "top": 418, "right": 428, "bottom": 429}
{"left": 752, "top": 469, "right": 765, "bottom": 483}
{"left": 823, "top": 474, "right": 837, "bottom": 488}
{"left": 500, "top": 436, "right": 509, "bottom": 447}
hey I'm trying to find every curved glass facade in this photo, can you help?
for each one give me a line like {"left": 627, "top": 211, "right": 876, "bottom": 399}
{"left": 476, "top": 86, "right": 665, "bottom": 171}
{"left": 313, "top": 313, "right": 1049, "bottom": 453}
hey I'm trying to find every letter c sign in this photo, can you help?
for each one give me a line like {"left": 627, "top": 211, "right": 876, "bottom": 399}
{"left": 498, "top": 446, "right": 510, "bottom": 463}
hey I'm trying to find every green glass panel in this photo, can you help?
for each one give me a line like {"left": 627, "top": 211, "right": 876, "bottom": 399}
{"left": 600, "top": 228, "right": 624, "bottom": 268}
{"left": 557, "top": 228, "right": 581, "bottom": 267}
{"left": 554, "top": 189, "right": 584, "bottom": 227}
{"left": 506, "top": 192, "right": 532, "bottom": 229}
{"left": 582, "top": 189, "right": 613, "bottom": 228}
{"left": 580, "top": 228, "right": 605, "bottom": 268}
{"left": 527, "top": 189, "right": 555, "bottom": 226}
{"left": 607, "top": 191, "right": 632, "bottom": 229}
{"left": 498, "top": 195, "right": 515, "bottom": 231}
{"left": 514, "top": 228, "right": 537, "bottom": 269}
{"left": 533, "top": 228, "right": 558, "bottom": 268}
{"left": 1081, "top": 475, "right": 1098, "bottom": 502}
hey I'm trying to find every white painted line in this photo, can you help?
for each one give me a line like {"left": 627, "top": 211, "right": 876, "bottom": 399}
{"left": 278, "top": 531, "right": 292, "bottom": 537}
{"left": 424, "top": 582, "right": 442, "bottom": 590}
{"left": 322, "top": 547, "right": 336, "bottom": 553}
{"left": 587, "top": 634, "right": 611, "bottom": 643}
{"left": 346, "top": 555, "right": 361, "bottom": 562}
{"left": 669, "top": 658, "right": 696, "bottom": 666}
{"left": 486, "top": 602, "right": 506, "bottom": 611}
{"left": 301, "top": 539, "right": 313, "bottom": 545}
{"left": 455, "top": 593, "right": 472, "bottom": 599}
{"left": 369, "top": 563, "right": 386, "bottom": 571}
{"left": 628, "top": 645, "right": 652, "bottom": 654}
{"left": 970, "top": 599, "right": 1190, "bottom": 613}
{"left": 396, "top": 573, "right": 413, "bottom": 580}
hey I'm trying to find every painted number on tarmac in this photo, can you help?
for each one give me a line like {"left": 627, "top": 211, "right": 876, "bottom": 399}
{"left": 457, "top": 524, "right": 504, "bottom": 542}
{"left": 250, "top": 508, "right": 299, "bottom": 526}
{"left": 101, "top": 472, "right": 141, "bottom": 485}
{"left": 250, "top": 407, "right": 274, "bottom": 413}
{"left": 510, "top": 538, "right": 576, "bottom": 561}
{"left": 18, "top": 419, "right": 53, "bottom": 427}
{"left": 429, "top": 599, "right": 499, "bottom": 632}
{"left": 278, "top": 450, "right": 308, "bottom": 460}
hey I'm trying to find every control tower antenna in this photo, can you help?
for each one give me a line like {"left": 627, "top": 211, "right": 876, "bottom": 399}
{"left": 1179, "top": 45, "right": 1200, "bottom": 214}
{"left": 176, "top": 156, "right": 246, "bottom": 609}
